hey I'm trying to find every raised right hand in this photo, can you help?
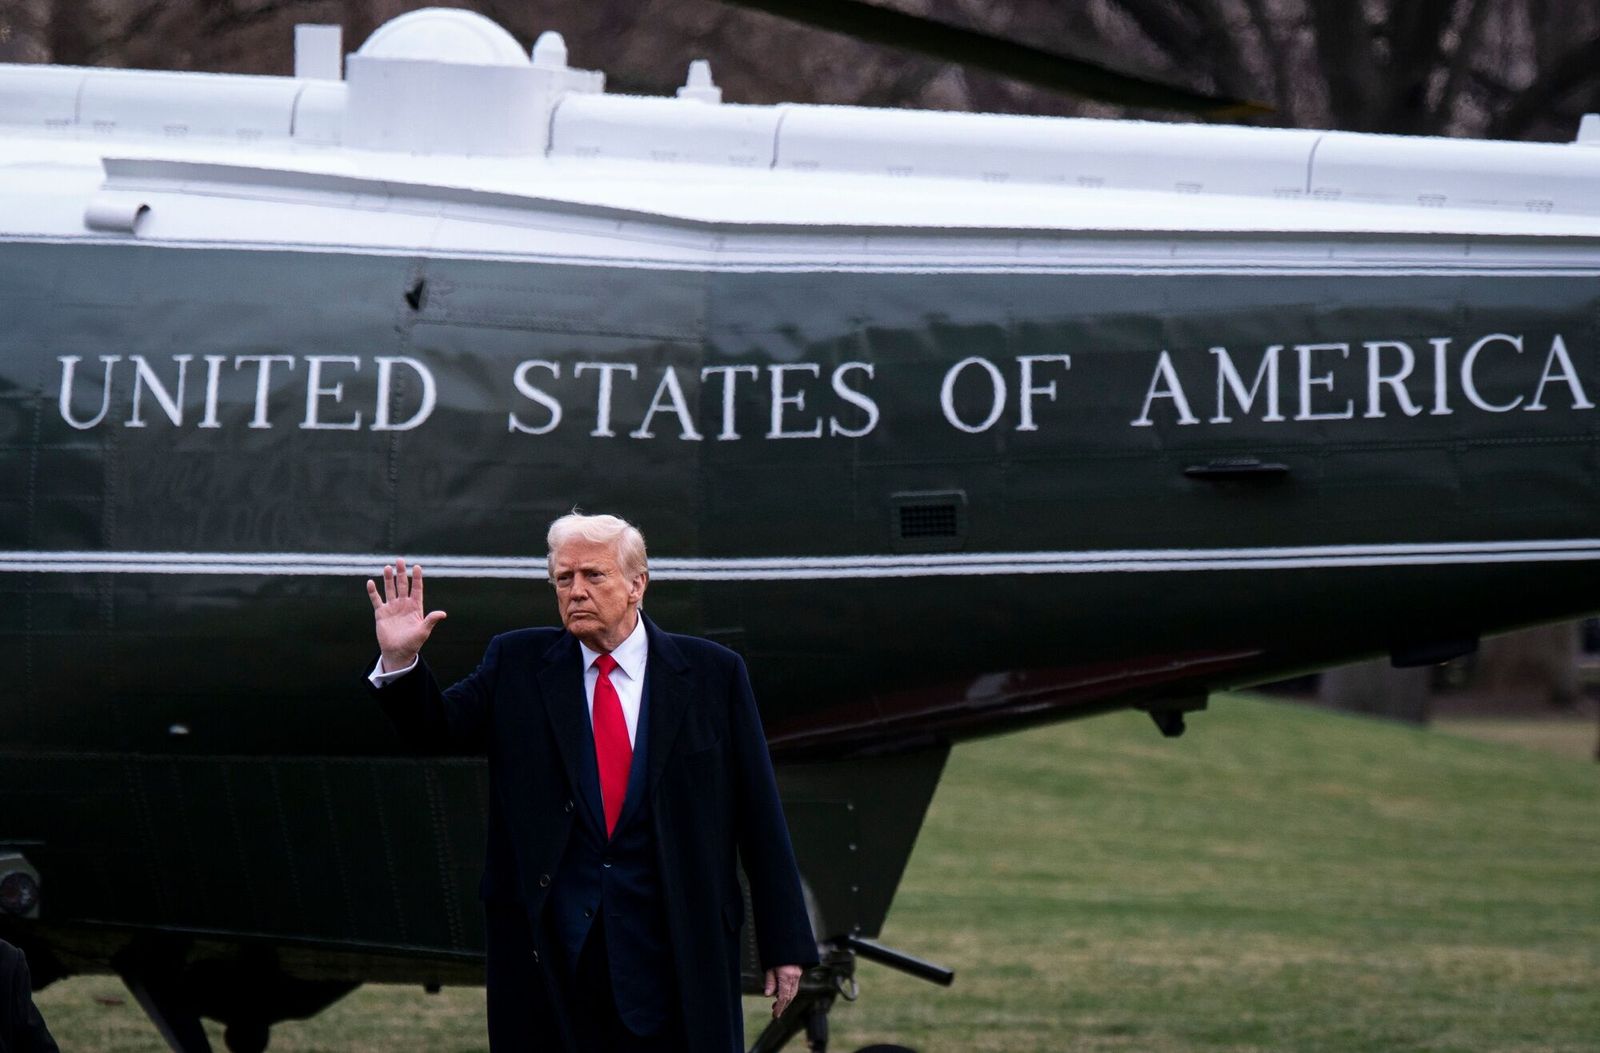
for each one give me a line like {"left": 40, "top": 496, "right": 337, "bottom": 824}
{"left": 366, "top": 557, "right": 447, "bottom": 673}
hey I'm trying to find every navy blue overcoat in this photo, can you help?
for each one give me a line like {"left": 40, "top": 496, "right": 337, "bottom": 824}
{"left": 372, "top": 613, "right": 817, "bottom": 1053}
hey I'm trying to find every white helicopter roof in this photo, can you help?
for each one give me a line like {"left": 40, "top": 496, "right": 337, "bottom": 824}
{"left": 3, "top": 6, "right": 1600, "bottom": 269}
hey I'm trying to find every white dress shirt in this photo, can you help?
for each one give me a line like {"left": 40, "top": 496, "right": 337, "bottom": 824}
{"left": 578, "top": 613, "right": 647, "bottom": 748}
{"left": 368, "top": 613, "right": 648, "bottom": 748}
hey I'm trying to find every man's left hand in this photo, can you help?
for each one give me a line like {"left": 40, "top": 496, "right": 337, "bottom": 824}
{"left": 764, "top": 964, "right": 803, "bottom": 1018}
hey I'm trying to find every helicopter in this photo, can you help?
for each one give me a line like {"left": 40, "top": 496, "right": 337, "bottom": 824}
{"left": 5, "top": 5, "right": 1600, "bottom": 1052}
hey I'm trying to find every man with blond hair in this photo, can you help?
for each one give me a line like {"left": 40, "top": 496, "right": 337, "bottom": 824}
{"left": 365, "top": 512, "right": 815, "bottom": 1053}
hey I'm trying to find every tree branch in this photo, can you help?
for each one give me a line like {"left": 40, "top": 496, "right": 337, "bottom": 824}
{"left": 1099, "top": 0, "right": 1204, "bottom": 74}
{"left": 1487, "top": 32, "right": 1600, "bottom": 138}
{"left": 1188, "top": 0, "right": 1256, "bottom": 104}
{"left": 1307, "top": 0, "right": 1378, "bottom": 128}
{"left": 1431, "top": 0, "right": 1492, "bottom": 132}
{"left": 1381, "top": 0, "right": 1459, "bottom": 132}
{"left": 47, "top": 0, "right": 97, "bottom": 65}
{"left": 1240, "top": 0, "right": 1295, "bottom": 124}
{"left": 107, "top": 0, "right": 173, "bottom": 57}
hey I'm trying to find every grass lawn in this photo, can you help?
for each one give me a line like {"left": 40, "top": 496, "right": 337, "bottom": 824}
{"left": 1436, "top": 715, "right": 1598, "bottom": 763}
{"left": 35, "top": 695, "right": 1600, "bottom": 1052}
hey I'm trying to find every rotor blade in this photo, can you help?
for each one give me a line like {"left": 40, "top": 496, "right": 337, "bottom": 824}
{"left": 713, "top": 0, "right": 1271, "bottom": 118}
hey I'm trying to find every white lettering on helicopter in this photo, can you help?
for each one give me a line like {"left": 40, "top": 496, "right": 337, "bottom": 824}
{"left": 58, "top": 354, "right": 437, "bottom": 432}
{"left": 938, "top": 354, "right": 1073, "bottom": 433}
{"left": 507, "top": 360, "right": 882, "bottom": 441}
{"left": 1131, "top": 333, "right": 1594, "bottom": 427}
{"left": 52, "top": 333, "right": 1594, "bottom": 439}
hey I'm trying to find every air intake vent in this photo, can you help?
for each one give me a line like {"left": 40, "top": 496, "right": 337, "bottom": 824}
{"left": 891, "top": 490, "right": 967, "bottom": 552}
{"left": 899, "top": 503, "right": 958, "bottom": 539}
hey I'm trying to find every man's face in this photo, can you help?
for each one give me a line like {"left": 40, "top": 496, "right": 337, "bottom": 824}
{"left": 551, "top": 537, "right": 647, "bottom": 651}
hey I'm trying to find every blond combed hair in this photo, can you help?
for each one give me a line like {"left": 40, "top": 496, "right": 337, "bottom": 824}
{"left": 545, "top": 511, "right": 649, "bottom": 580}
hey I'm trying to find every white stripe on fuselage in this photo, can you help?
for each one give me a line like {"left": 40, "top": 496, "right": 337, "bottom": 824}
{"left": 6, "top": 232, "right": 1600, "bottom": 278}
{"left": 0, "top": 540, "right": 1597, "bottom": 579}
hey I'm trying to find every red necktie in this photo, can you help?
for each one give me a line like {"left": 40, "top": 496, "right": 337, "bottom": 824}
{"left": 591, "top": 653, "right": 632, "bottom": 836}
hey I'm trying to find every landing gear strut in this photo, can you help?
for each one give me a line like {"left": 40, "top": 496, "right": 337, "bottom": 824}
{"left": 115, "top": 943, "right": 212, "bottom": 1052}
{"left": 115, "top": 939, "right": 356, "bottom": 1053}
{"left": 748, "top": 936, "right": 952, "bottom": 1053}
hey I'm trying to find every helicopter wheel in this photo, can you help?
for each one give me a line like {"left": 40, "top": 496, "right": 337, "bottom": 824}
{"left": 223, "top": 1021, "right": 270, "bottom": 1053}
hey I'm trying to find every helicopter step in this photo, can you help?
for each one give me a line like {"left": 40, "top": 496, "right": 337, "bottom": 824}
{"left": 748, "top": 936, "right": 953, "bottom": 1053}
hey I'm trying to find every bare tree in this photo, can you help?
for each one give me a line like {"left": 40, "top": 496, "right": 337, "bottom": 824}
{"left": 19, "top": 0, "right": 1600, "bottom": 142}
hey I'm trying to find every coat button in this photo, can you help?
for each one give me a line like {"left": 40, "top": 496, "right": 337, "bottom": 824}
{"left": 563, "top": 799, "right": 575, "bottom": 813}
{"left": 531, "top": 950, "right": 540, "bottom": 963}
{"left": 583, "top": 908, "right": 593, "bottom": 919}
{"left": 538, "top": 873, "right": 551, "bottom": 887}
{"left": 602, "top": 858, "right": 612, "bottom": 869}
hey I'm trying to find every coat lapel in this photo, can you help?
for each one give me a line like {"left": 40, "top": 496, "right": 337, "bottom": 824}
{"left": 641, "top": 613, "right": 692, "bottom": 799}
{"left": 535, "top": 632, "right": 604, "bottom": 832}
{"left": 612, "top": 666, "right": 651, "bottom": 832}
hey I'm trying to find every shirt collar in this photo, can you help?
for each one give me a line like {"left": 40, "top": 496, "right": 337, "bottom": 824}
{"left": 579, "top": 611, "right": 648, "bottom": 681}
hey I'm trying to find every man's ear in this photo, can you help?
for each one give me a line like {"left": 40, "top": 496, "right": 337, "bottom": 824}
{"left": 632, "top": 571, "right": 649, "bottom": 604}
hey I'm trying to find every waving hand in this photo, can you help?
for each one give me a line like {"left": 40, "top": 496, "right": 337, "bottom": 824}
{"left": 366, "top": 557, "right": 447, "bottom": 673}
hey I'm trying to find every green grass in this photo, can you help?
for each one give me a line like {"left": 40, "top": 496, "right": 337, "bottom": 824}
{"left": 35, "top": 696, "right": 1600, "bottom": 1052}
{"left": 821, "top": 698, "right": 1600, "bottom": 1053}
{"left": 1436, "top": 715, "right": 1598, "bottom": 763}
